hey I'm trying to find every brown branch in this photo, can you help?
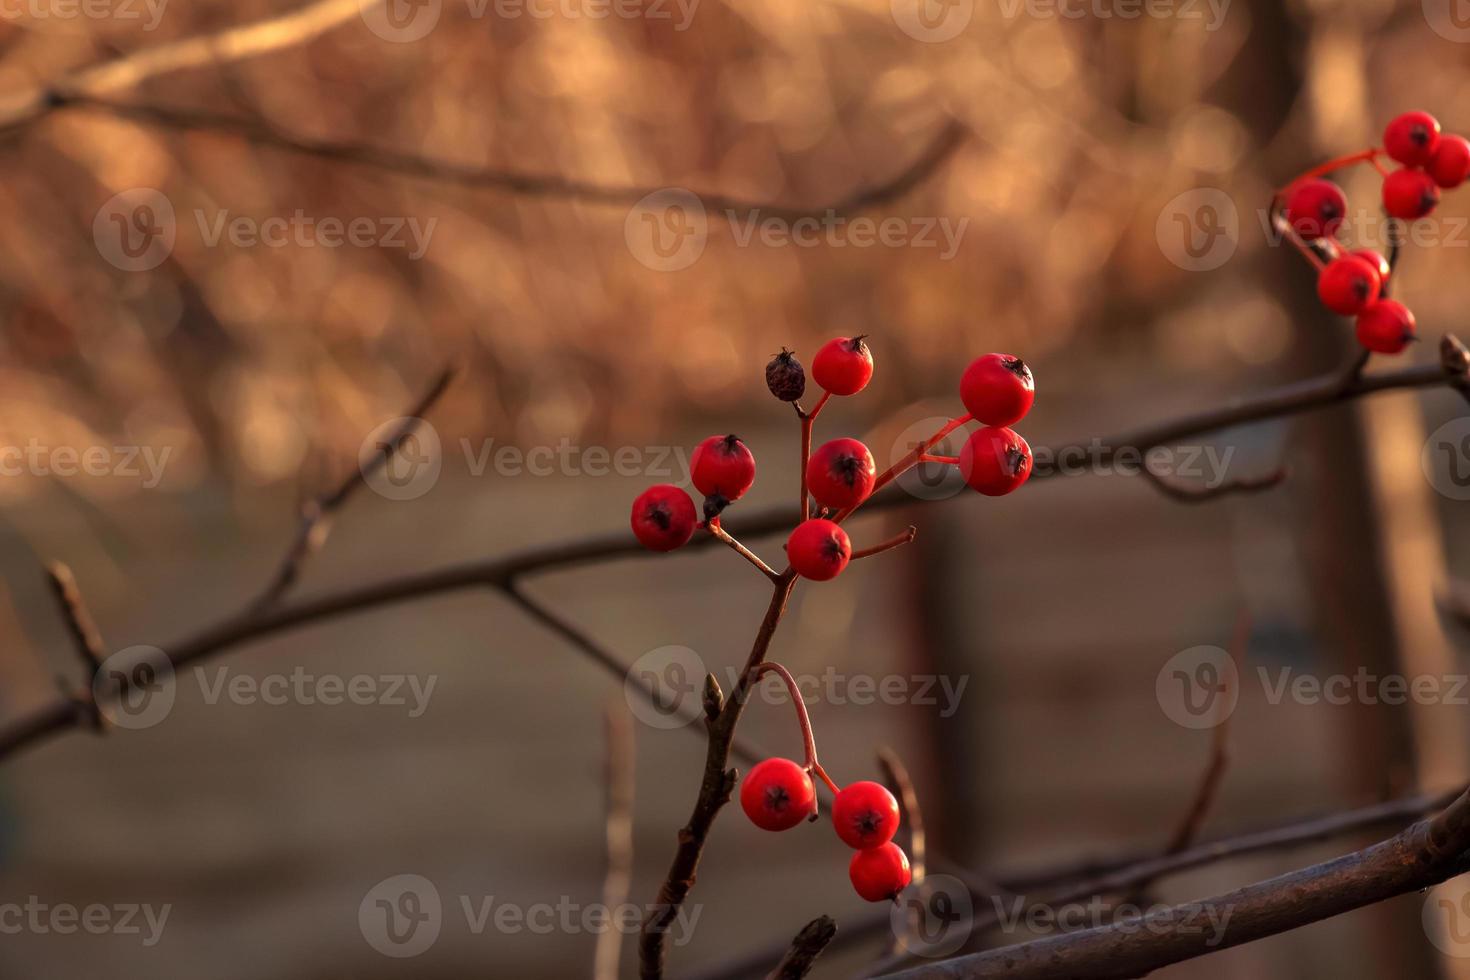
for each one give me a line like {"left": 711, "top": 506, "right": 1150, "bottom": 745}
{"left": 42, "top": 561, "right": 105, "bottom": 671}
{"left": 707, "top": 523, "right": 782, "bottom": 582}
{"left": 877, "top": 790, "right": 1470, "bottom": 980}
{"left": 249, "top": 367, "right": 455, "bottom": 611}
{"left": 880, "top": 748, "right": 927, "bottom": 884}
{"left": 641, "top": 574, "right": 798, "bottom": 980}
{"left": 765, "top": 916, "right": 838, "bottom": 980}
{"left": 687, "top": 786, "right": 1463, "bottom": 980}
{"left": 1140, "top": 465, "right": 1287, "bottom": 504}
{"left": 595, "top": 705, "right": 636, "bottom": 980}
{"left": 42, "top": 93, "right": 967, "bottom": 221}
{"left": 0, "top": 348, "right": 1462, "bottom": 764}
{"left": 851, "top": 526, "right": 918, "bottom": 562}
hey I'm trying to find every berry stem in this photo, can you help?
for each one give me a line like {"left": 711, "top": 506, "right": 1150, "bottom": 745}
{"left": 753, "top": 662, "right": 835, "bottom": 791}
{"left": 849, "top": 525, "right": 917, "bottom": 562}
{"left": 917, "top": 453, "right": 959, "bottom": 465}
{"left": 705, "top": 521, "right": 781, "bottom": 582}
{"left": 833, "top": 414, "right": 973, "bottom": 525}
{"left": 1275, "top": 147, "right": 1381, "bottom": 192}
{"left": 797, "top": 391, "right": 832, "bottom": 520}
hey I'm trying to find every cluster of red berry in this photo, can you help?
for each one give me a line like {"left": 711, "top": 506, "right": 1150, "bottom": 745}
{"left": 1281, "top": 111, "right": 1470, "bottom": 354}
{"left": 629, "top": 338, "right": 1037, "bottom": 569}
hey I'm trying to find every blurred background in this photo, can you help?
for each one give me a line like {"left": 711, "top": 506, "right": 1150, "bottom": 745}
{"left": 2, "top": 0, "right": 1470, "bottom": 975}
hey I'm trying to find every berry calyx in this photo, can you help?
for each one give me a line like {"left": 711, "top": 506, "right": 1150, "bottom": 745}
{"left": 832, "top": 781, "right": 900, "bottom": 850}
{"left": 740, "top": 758, "right": 817, "bottom": 832}
{"left": 959, "top": 353, "right": 1035, "bottom": 427}
{"left": 765, "top": 348, "right": 807, "bottom": 402}
{"left": 1316, "top": 255, "right": 1381, "bottom": 315}
{"left": 1350, "top": 248, "right": 1391, "bottom": 285}
{"left": 630, "top": 485, "right": 698, "bottom": 552}
{"left": 1429, "top": 134, "right": 1470, "bottom": 190}
{"left": 1383, "top": 111, "right": 1441, "bottom": 167}
{"left": 691, "top": 434, "right": 756, "bottom": 502}
{"left": 786, "top": 518, "right": 851, "bottom": 581}
{"left": 849, "top": 842, "right": 912, "bottom": 903}
{"left": 1355, "top": 299, "right": 1417, "bottom": 354}
{"left": 1382, "top": 168, "right": 1440, "bottom": 220}
{"left": 958, "top": 426, "right": 1033, "bottom": 497}
{"left": 812, "top": 336, "right": 874, "bottom": 396}
{"left": 1283, "top": 179, "right": 1347, "bottom": 241}
{"left": 806, "top": 438, "right": 876, "bottom": 511}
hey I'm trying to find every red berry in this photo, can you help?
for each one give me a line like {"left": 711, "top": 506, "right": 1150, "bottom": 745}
{"left": 959, "top": 353, "right": 1035, "bottom": 427}
{"left": 740, "top": 758, "right": 816, "bottom": 831}
{"left": 630, "top": 485, "right": 697, "bottom": 552}
{"left": 691, "top": 434, "right": 756, "bottom": 503}
{"left": 812, "top": 336, "right": 874, "bottom": 396}
{"left": 1383, "top": 168, "right": 1440, "bottom": 220}
{"left": 1429, "top": 135, "right": 1470, "bottom": 189}
{"left": 1316, "top": 255, "right": 1381, "bottom": 316}
{"left": 958, "top": 427, "right": 1032, "bottom": 497}
{"left": 806, "top": 438, "right": 876, "bottom": 511}
{"left": 832, "top": 781, "right": 900, "bottom": 850}
{"left": 849, "top": 842, "right": 911, "bottom": 903}
{"left": 1383, "top": 111, "right": 1441, "bottom": 167}
{"left": 786, "top": 518, "right": 851, "bottom": 581}
{"left": 1350, "top": 248, "right": 1391, "bottom": 284}
{"left": 1283, "top": 179, "right": 1347, "bottom": 241}
{"left": 1355, "top": 299, "right": 1416, "bottom": 354}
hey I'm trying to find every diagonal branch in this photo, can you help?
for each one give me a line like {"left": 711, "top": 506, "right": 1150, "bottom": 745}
{"left": 765, "top": 916, "right": 837, "bottom": 980}
{"left": 42, "top": 561, "right": 105, "bottom": 671}
{"left": 594, "top": 705, "right": 636, "bottom": 980}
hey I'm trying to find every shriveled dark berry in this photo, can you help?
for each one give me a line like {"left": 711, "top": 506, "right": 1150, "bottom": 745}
{"left": 765, "top": 348, "right": 806, "bottom": 402}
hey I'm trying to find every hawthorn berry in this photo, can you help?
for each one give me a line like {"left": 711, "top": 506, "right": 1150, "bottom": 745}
{"left": 806, "top": 438, "right": 876, "bottom": 511}
{"left": 766, "top": 348, "right": 806, "bottom": 402}
{"left": 1429, "top": 134, "right": 1470, "bottom": 190}
{"left": 740, "top": 758, "right": 816, "bottom": 832}
{"left": 960, "top": 353, "right": 1035, "bottom": 427}
{"left": 630, "top": 485, "right": 698, "bottom": 552}
{"left": 1350, "top": 248, "right": 1391, "bottom": 285}
{"left": 812, "top": 337, "right": 874, "bottom": 396}
{"left": 691, "top": 434, "right": 756, "bottom": 505}
{"left": 849, "top": 841, "right": 912, "bottom": 903}
{"left": 1355, "top": 299, "right": 1416, "bottom": 354}
{"left": 832, "top": 781, "right": 900, "bottom": 850}
{"left": 1382, "top": 168, "right": 1440, "bottom": 220}
{"left": 1283, "top": 179, "right": 1346, "bottom": 241}
{"left": 1316, "top": 254, "right": 1381, "bottom": 316}
{"left": 959, "top": 426, "right": 1032, "bottom": 497}
{"left": 786, "top": 518, "right": 851, "bottom": 581}
{"left": 1383, "top": 111, "right": 1441, "bottom": 167}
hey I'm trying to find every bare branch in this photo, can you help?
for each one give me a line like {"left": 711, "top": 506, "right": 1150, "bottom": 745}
{"left": 765, "top": 916, "right": 837, "bottom": 980}
{"left": 594, "top": 705, "right": 636, "bottom": 980}
{"left": 250, "top": 367, "right": 455, "bottom": 611}
{"left": 707, "top": 523, "right": 782, "bottom": 582}
{"left": 43, "top": 561, "right": 105, "bottom": 671}
{"left": 851, "top": 526, "right": 918, "bottom": 562}
{"left": 1140, "top": 464, "right": 1287, "bottom": 504}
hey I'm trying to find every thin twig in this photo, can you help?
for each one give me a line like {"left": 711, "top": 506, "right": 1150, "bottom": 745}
{"left": 765, "top": 916, "right": 837, "bottom": 980}
{"left": 707, "top": 523, "right": 782, "bottom": 582}
{"left": 1140, "top": 465, "right": 1287, "bottom": 504}
{"left": 42, "top": 561, "right": 105, "bottom": 671}
{"left": 249, "top": 367, "right": 455, "bottom": 611}
{"left": 594, "top": 705, "right": 636, "bottom": 980}
{"left": 879, "top": 747, "right": 928, "bottom": 966}
{"left": 851, "top": 527, "right": 918, "bottom": 562}
{"left": 798, "top": 392, "right": 832, "bottom": 520}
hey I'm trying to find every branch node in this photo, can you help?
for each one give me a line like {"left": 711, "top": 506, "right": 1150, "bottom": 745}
{"left": 702, "top": 673, "right": 725, "bottom": 722}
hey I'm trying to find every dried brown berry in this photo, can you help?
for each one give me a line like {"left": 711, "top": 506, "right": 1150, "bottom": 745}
{"left": 765, "top": 348, "right": 806, "bottom": 402}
